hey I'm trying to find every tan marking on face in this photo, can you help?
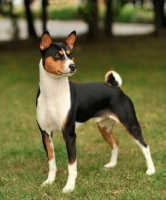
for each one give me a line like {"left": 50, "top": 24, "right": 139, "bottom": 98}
{"left": 43, "top": 132, "right": 54, "bottom": 160}
{"left": 66, "top": 50, "right": 70, "bottom": 55}
{"left": 59, "top": 50, "right": 64, "bottom": 55}
{"left": 44, "top": 56, "right": 66, "bottom": 75}
{"left": 97, "top": 124, "right": 119, "bottom": 149}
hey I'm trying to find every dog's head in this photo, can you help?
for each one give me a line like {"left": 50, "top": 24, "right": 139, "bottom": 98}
{"left": 40, "top": 31, "right": 76, "bottom": 77}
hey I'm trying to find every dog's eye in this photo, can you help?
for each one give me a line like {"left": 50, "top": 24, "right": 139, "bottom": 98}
{"left": 55, "top": 54, "right": 59, "bottom": 58}
{"left": 68, "top": 52, "right": 73, "bottom": 59}
{"left": 65, "top": 50, "right": 73, "bottom": 59}
{"left": 54, "top": 53, "right": 62, "bottom": 60}
{"left": 70, "top": 52, "right": 73, "bottom": 58}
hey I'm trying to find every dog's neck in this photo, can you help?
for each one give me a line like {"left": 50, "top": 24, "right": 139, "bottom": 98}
{"left": 39, "top": 59, "right": 70, "bottom": 100}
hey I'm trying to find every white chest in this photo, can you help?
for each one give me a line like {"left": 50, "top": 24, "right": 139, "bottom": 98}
{"left": 37, "top": 60, "right": 71, "bottom": 134}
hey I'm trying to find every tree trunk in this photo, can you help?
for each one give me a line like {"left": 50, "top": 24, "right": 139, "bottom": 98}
{"left": 141, "top": 0, "right": 144, "bottom": 7}
{"left": 9, "top": 1, "right": 19, "bottom": 40}
{"left": 24, "top": 0, "right": 37, "bottom": 38}
{"left": 104, "top": 0, "right": 113, "bottom": 36}
{"left": 161, "top": 0, "right": 166, "bottom": 27}
{"left": 87, "top": 0, "right": 98, "bottom": 40}
{"left": 42, "top": 0, "right": 48, "bottom": 32}
{"left": 133, "top": 0, "right": 136, "bottom": 6}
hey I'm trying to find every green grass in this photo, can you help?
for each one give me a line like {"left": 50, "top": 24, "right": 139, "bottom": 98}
{"left": 0, "top": 35, "right": 166, "bottom": 199}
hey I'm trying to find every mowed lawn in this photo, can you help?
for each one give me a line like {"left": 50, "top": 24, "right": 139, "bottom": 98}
{"left": 0, "top": 35, "right": 166, "bottom": 200}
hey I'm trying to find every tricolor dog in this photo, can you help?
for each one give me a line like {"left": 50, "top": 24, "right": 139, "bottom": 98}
{"left": 36, "top": 31, "right": 155, "bottom": 192}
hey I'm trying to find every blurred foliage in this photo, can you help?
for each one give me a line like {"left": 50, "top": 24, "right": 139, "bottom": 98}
{"left": 13, "top": 5, "right": 80, "bottom": 20}
{"left": 78, "top": 1, "right": 96, "bottom": 22}
{"left": 1, "top": 3, "right": 154, "bottom": 23}
{"left": 115, "top": 5, "right": 154, "bottom": 24}
{"left": 49, "top": 7, "right": 80, "bottom": 20}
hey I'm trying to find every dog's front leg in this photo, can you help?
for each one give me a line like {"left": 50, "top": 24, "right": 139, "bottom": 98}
{"left": 40, "top": 129, "right": 57, "bottom": 187}
{"left": 62, "top": 130, "right": 77, "bottom": 193}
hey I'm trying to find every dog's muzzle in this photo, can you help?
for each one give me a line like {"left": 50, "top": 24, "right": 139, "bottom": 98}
{"left": 69, "top": 63, "right": 76, "bottom": 73}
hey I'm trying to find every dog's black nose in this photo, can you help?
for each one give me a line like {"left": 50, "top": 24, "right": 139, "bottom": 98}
{"left": 69, "top": 64, "right": 76, "bottom": 72}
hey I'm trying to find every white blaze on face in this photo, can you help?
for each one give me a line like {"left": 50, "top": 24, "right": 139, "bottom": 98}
{"left": 62, "top": 48, "right": 75, "bottom": 74}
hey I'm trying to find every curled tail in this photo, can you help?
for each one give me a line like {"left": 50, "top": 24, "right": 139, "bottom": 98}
{"left": 105, "top": 71, "right": 122, "bottom": 87}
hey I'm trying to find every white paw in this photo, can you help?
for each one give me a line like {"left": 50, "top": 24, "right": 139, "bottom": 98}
{"left": 104, "top": 162, "right": 117, "bottom": 169}
{"left": 62, "top": 184, "right": 75, "bottom": 193}
{"left": 41, "top": 177, "right": 55, "bottom": 187}
{"left": 146, "top": 168, "right": 155, "bottom": 175}
{"left": 41, "top": 171, "right": 56, "bottom": 187}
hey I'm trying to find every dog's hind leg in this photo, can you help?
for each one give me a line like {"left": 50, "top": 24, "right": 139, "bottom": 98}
{"left": 134, "top": 139, "right": 155, "bottom": 175}
{"left": 116, "top": 108, "right": 155, "bottom": 175}
{"left": 127, "top": 123, "right": 155, "bottom": 175}
{"left": 95, "top": 117, "right": 119, "bottom": 169}
{"left": 39, "top": 129, "right": 57, "bottom": 186}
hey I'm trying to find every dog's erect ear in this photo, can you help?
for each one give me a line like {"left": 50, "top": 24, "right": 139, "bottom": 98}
{"left": 40, "top": 31, "right": 52, "bottom": 50}
{"left": 65, "top": 31, "right": 76, "bottom": 50}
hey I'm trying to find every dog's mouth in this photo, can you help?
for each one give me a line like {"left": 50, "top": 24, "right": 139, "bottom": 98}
{"left": 57, "top": 70, "right": 76, "bottom": 76}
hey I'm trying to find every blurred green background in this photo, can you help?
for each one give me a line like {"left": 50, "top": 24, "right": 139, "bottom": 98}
{"left": 0, "top": 0, "right": 166, "bottom": 199}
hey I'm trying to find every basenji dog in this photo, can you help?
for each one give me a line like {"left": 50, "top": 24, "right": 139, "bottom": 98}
{"left": 36, "top": 31, "right": 155, "bottom": 193}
